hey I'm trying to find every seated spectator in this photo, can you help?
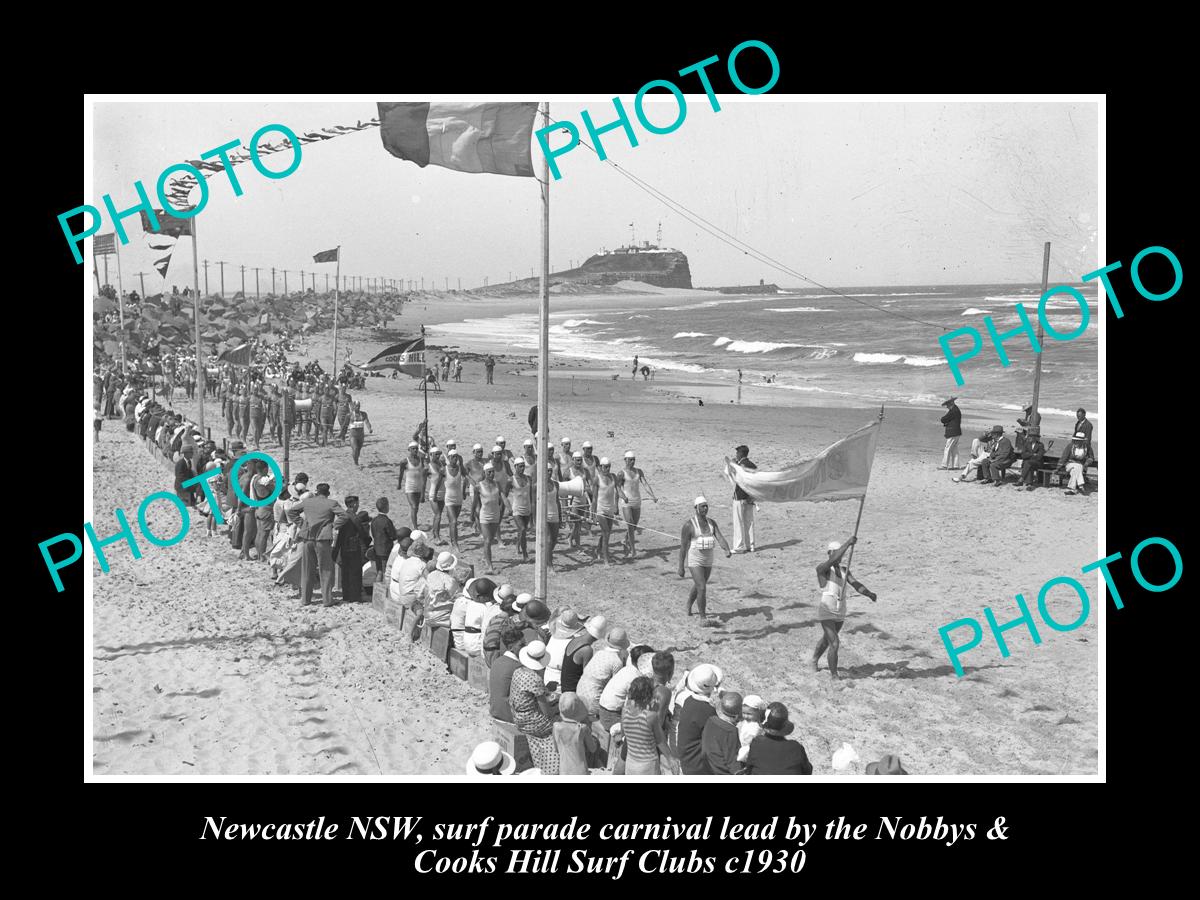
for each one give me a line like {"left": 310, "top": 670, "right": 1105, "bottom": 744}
{"left": 702, "top": 691, "right": 744, "bottom": 775}
{"left": 545, "top": 608, "right": 586, "bottom": 687}
{"left": 488, "top": 624, "right": 525, "bottom": 723}
{"left": 737, "top": 695, "right": 766, "bottom": 763}
{"left": 1017, "top": 427, "right": 1046, "bottom": 491}
{"left": 674, "top": 664, "right": 723, "bottom": 775}
{"left": 576, "top": 627, "right": 630, "bottom": 717}
{"left": 510, "top": 641, "right": 559, "bottom": 775}
{"left": 1057, "top": 431, "right": 1095, "bottom": 496}
{"left": 620, "top": 675, "right": 670, "bottom": 776}
{"left": 465, "top": 741, "right": 516, "bottom": 777}
{"left": 598, "top": 645, "right": 653, "bottom": 732}
{"left": 560, "top": 615, "right": 607, "bottom": 693}
{"left": 390, "top": 534, "right": 431, "bottom": 609}
{"left": 482, "top": 591, "right": 527, "bottom": 665}
{"left": 650, "top": 651, "right": 678, "bottom": 772}
{"left": 979, "top": 426, "right": 1015, "bottom": 485}
{"left": 520, "top": 599, "right": 552, "bottom": 646}
{"left": 461, "top": 578, "right": 499, "bottom": 657}
{"left": 553, "top": 692, "right": 599, "bottom": 775}
{"left": 744, "top": 702, "right": 813, "bottom": 775}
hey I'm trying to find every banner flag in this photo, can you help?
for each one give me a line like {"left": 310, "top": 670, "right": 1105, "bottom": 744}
{"left": 724, "top": 419, "right": 881, "bottom": 503}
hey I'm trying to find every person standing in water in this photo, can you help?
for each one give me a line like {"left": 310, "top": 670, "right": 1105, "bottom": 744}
{"left": 678, "top": 497, "right": 731, "bottom": 620}
{"left": 811, "top": 537, "right": 877, "bottom": 679}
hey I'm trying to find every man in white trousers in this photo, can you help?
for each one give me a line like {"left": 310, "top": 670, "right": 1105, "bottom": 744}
{"left": 730, "top": 444, "right": 758, "bottom": 553}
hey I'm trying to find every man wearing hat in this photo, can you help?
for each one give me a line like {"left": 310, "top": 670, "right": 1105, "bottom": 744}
{"left": 743, "top": 702, "right": 813, "bottom": 775}
{"left": 978, "top": 426, "right": 1015, "bottom": 485}
{"left": 458, "top": 576, "right": 499, "bottom": 657}
{"left": 1057, "top": 431, "right": 1095, "bottom": 496}
{"left": 730, "top": 444, "right": 758, "bottom": 553}
{"left": 332, "top": 496, "right": 370, "bottom": 602}
{"left": 544, "top": 608, "right": 585, "bottom": 686}
{"left": 465, "top": 741, "right": 516, "bottom": 777}
{"left": 287, "top": 482, "right": 344, "bottom": 607}
{"left": 1017, "top": 427, "right": 1047, "bottom": 491}
{"left": 939, "top": 397, "right": 962, "bottom": 470}
{"left": 576, "top": 626, "right": 630, "bottom": 717}
{"left": 952, "top": 429, "right": 993, "bottom": 484}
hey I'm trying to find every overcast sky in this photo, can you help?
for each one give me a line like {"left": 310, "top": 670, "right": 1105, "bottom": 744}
{"left": 91, "top": 99, "right": 1097, "bottom": 293}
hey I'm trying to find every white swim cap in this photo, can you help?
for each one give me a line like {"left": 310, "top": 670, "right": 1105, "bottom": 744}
{"left": 827, "top": 540, "right": 843, "bottom": 551}
{"left": 694, "top": 496, "right": 708, "bottom": 507}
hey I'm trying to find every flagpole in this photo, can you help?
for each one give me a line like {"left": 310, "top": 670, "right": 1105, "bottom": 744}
{"left": 114, "top": 239, "right": 127, "bottom": 376}
{"left": 1030, "top": 241, "right": 1051, "bottom": 424}
{"left": 332, "top": 247, "right": 341, "bottom": 374}
{"left": 421, "top": 324, "right": 429, "bottom": 452}
{"left": 838, "top": 403, "right": 884, "bottom": 606}
{"left": 191, "top": 217, "right": 205, "bottom": 434}
{"left": 534, "top": 101, "right": 551, "bottom": 604}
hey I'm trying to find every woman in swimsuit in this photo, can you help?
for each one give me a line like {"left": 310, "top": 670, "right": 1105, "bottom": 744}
{"left": 426, "top": 448, "right": 447, "bottom": 542}
{"left": 593, "top": 458, "right": 627, "bottom": 565}
{"left": 477, "top": 463, "right": 505, "bottom": 574}
{"left": 443, "top": 450, "right": 466, "bottom": 553}
{"left": 677, "top": 497, "right": 731, "bottom": 619}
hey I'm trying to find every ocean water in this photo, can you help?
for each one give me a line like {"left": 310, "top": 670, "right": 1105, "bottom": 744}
{"left": 427, "top": 284, "right": 1099, "bottom": 417}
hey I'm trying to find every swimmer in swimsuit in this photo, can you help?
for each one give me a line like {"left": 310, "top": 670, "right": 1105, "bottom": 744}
{"left": 592, "top": 458, "right": 627, "bottom": 565}
{"left": 615, "top": 450, "right": 657, "bottom": 558}
{"left": 443, "top": 450, "right": 466, "bottom": 553}
{"left": 396, "top": 441, "right": 427, "bottom": 530}
{"left": 509, "top": 458, "right": 535, "bottom": 561}
{"left": 478, "top": 463, "right": 506, "bottom": 575}
{"left": 678, "top": 497, "right": 731, "bottom": 620}
{"left": 812, "top": 537, "right": 877, "bottom": 679}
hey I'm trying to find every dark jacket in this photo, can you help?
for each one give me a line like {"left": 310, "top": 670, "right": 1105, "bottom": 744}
{"left": 333, "top": 511, "right": 370, "bottom": 560}
{"left": 701, "top": 716, "right": 742, "bottom": 775}
{"left": 677, "top": 697, "right": 717, "bottom": 775}
{"left": 1059, "top": 441, "right": 1095, "bottom": 468}
{"left": 289, "top": 494, "right": 343, "bottom": 541}
{"left": 744, "top": 733, "right": 813, "bottom": 775}
{"left": 369, "top": 514, "right": 397, "bottom": 561}
{"left": 940, "top": 404, "right": 963, "bottom": 438}
{"left": 1020, "top": 439, "right": 1045, "bottom": 462}
{"left": 989, "top": 436, "right": 1015, "bottom": 467}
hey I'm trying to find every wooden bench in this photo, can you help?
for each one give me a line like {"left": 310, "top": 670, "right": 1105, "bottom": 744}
{"left": 467, "top": 655, "right": 490, "bottom": 693}
{"left": 493, "top": 720, "right": 530, "bottom": 768}
{"left": 371, "top": 581, "right": 387, "bottom": 615}
{"left": 447, "top": 647, "right": 470, "bottom": 681}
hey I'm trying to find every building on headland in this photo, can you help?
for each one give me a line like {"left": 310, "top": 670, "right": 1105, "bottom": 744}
{"left": 563, "top": 224, "right": 693, "bottom": 289}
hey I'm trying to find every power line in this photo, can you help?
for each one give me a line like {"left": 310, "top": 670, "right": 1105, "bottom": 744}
{"left": 573, "top": 135, "right": 949, "bottom": 331}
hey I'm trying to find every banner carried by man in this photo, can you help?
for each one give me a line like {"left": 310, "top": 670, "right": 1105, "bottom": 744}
{"left": 724, "top": 419, "right": 881, "bottom": 503}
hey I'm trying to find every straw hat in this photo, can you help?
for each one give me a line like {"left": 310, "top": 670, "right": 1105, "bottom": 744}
{"left": 519, "top": 640, "right": 550, "bottom": 670}
{"left": 865, "top": 754, "right": 908, "bottom": 775}
{"left": 436, "top": 551, "right": 457, "bottom": 572}
{"left": 584, "top": 614, "right": 608, "bottom": 640}
{"left": 495, "top": 584, "right": 516, "bottom": 606}
{"left": 553, "top": 608, "right": 585, "bottom": 640}
{"left": 686, "top": 663, "right": 724, "bottom": 695}
{"left": 605, "top": 626, "right": 630, "bottom": 652}
{"left": 464, "top": 741, "right": 516, "bottom": 777}
{"left": 513, "top": 592, "right": 532, "bottom": 611}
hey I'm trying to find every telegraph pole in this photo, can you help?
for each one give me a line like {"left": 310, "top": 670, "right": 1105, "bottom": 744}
{"left": 300, "top": 270, "right": 305, "bottom": 294}
{"left": 240, "top": 264, "right": 246, "bottom": 297}
{"left": 271, "top": 267, "right": 276, "bottom": 295}
{"left": 203, "top": 259, "right": 210, "bottom": 295}
{"left": 217, "top": 260, "right": 227, "bottom": 298}
{"left": 253, "top": 266, "right": 261, "bottom": 299}
{"left": 136, "top": 271, "right": 147, "bottom": 298}
{"left": 283, "top": 270, "right": 289, "bottom": 296}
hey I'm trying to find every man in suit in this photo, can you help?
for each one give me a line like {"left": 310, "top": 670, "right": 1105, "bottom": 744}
{"left": 939, "top": 397, "right": 962, "bottom": 469}
{"left": 1073, "top": 408, "right": 1094, "bottom": 454}
{"left": 288, "top": 482, "right": 344, "bottom": 607}
{"left": 979, "top": 426, "right": 1015, "bottom": 485}
{"left": 332, "top": 495, "right": 370, "bottom": 602}
{"left": 1017, "top": 427, "right": 1047, "bottom": 491}
{"left": 730, "top": 444, "right": 758, "bottom": 553}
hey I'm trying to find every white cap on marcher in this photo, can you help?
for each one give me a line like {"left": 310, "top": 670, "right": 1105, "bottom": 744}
{"left": 694, "top": 496, "right": 708, "bottom": 507}
{"left": 624, "top": 451, "right": 635, "bottom": 459}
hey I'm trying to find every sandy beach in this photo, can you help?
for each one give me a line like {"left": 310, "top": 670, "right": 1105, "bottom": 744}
{"left": 92, "top": 291, "right": 1099, "bottom": 776}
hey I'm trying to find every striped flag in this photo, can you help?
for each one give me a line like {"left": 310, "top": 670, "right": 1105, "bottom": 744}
{"left": 140, "top": 209, "right": 192, "bottom": 238}
{"left": 219, "top": 343, "right": 254, "bottom": 367}
{"left": 313, "top": 248, "right": 339, "bottom": 263}
{"left": 377, "top": 102, "right": 538, "bottom": 177}
{"left": 361, "top": 337, "right": 425, "bottom": 377}
{"left": 94, "top": 233, "right": 116, "bottom": 256}
{"left": 724, "top": 420, "right": 881, "bottom": 503}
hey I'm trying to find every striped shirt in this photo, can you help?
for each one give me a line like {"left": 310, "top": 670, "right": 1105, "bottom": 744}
{"left": 621, "top": 702, "right": 659, "bottom": 763}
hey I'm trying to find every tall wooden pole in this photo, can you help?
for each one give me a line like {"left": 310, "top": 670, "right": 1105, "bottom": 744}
{"left": 421, "top": 324, "right": 429, "bottom": 453}
{"left": 1030, "top": 241, "right": 1051, "bottom": 423}
{"left": 191, "top": 218, "right": 205, "bottom": 433}
{"left": 838, "top": 405, "right": 884, "bottom": 607}
{"left": 534, "top": 101, "right": 551, "bottom": 604}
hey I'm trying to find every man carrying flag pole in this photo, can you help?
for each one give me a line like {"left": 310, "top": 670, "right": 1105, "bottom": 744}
{"left": 725, "top": 406, "right": 885, "bottom": 678}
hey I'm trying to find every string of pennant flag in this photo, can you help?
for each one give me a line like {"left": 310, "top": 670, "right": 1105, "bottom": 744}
{"left": 146, "top": 118, "right": 381, "bottom": 279}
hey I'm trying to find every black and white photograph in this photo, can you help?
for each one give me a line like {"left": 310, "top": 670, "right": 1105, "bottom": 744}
{"left": 81, "top": 94, "right": 1105, "bottom": 779}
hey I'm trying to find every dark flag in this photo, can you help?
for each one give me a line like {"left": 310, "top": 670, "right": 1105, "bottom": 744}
{"left": 93, "top": 233, "right": 116, "bottom": 256}
{"left": 362, "top": 338, "right": 425, "bottom": 377}
{"left": 313, "top": 248, "right": 339, "bottom": 263}
{"left": 378, "top": 102, "right": 538, "bottom": 177}
{"left": 219, "top": 343, "right": 253, "bottom": 367}
{"left": 140, "top": 209, "right": 193, "bottom": 237}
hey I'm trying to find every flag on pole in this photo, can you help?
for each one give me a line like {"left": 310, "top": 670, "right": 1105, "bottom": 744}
{"left": 219, "top": 343, "right": 253, "bottom": 367}
{"left": 724, "top": 420, "right": 881, "bottom": 503}
{"left": 140, "top": 209, "right": 193, "bottom": 237}
{"left": 94, "top": 233, "right": 116, "bottom": 256}
{"left": 313, "top": 248, "right": 339, "bottom": 263}
{"left": 377, "top": 102, "right": 538, "bottom": 177}
{"left": 361, "top": 337, "right": 425, "bottom": 376}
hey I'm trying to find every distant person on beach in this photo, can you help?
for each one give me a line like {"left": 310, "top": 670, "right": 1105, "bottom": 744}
{"left": 1057, "top": 432, "right": 1095, "bottom": 496}
{"left": 347, "top": 401, "right": 372, "bottom": 467}
{"left": 1018, "top": 427, "right": 1047, "bottom": 491}
{"left": 738, "top": 368, "right": 743, "bottom": 384}
{"left": 730, "top": 444, "right": 758, "bottom": 553}
{"left": 952, "top": 430, "right": 993, "bottom": 483}
{"left": 454, "top": 357, "right": 463, "bottom": 382}
{"left": 678, "top": 497, "right": 731, "bottom": 619}
{"left": 939, "top": 397, "right": 962, "bottom": 469}
{"left": 812, "top": 537, "right": 877, "bottom": 679}
{"left": 979, "top": 426, "right": 1015, "bottom": 485}
{"left": 1073, "top": 408, "right": 1094, "bottom": 454}
{"left": 484, "top": 354, "right": 496, "bottom": 385}
{"left": 641, "top": 365, "right": 650, "bottom": 380}
{"left": 632, "top": 355, "right": 639, "bottom": 378}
